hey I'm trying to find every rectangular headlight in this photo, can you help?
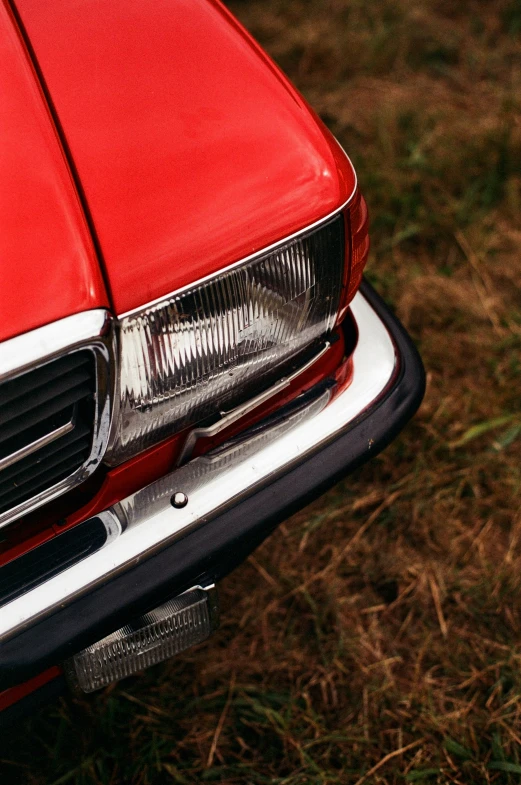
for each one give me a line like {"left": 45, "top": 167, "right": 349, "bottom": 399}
{"left": 107, "top": 215, "right": 345, "bottom": 464}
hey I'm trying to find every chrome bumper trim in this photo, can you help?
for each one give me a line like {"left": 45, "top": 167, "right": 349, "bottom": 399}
{"left": 175, "top": 339, "right": 331, "bottom": 466}
{"left": 0, "top": 290, "right": 396, "bottom": 643}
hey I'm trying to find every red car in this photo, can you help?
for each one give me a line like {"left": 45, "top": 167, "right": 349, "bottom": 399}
{"left": 0, "top": 0, "right": 424, "bottom": 719}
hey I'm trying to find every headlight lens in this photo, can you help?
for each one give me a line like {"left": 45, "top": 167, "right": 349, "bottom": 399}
{"left": 106, "top": 215, "right": 345, "bottom": 464}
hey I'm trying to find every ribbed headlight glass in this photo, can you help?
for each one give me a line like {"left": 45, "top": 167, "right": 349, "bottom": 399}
{"left": 107, "top": 215, "right": 345, "bottom": 464}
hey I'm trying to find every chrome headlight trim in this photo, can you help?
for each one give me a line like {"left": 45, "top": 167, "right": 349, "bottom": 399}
{"left": 106, "top": 208, "right": 352, "bottom": 465}
{"left": 118, "top": 187, "right": 358, "bottom": 322}
{"left": 0, "top": 310, "right": 116, "bottom": 530}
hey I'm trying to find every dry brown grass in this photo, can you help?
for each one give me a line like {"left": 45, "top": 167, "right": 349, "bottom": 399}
{"left": 2, "top": 1, "right": 521, "bottom": 783}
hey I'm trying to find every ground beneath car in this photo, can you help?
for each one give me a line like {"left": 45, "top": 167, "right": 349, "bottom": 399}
{"left": 2, "top": 1, "right": 521, "bottom": 782}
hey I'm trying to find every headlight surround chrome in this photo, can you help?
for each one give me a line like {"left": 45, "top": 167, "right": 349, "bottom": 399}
{"left": 105, "top": 214, "right": 346, "bottom": 465}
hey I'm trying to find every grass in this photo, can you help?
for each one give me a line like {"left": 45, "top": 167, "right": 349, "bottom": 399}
{"left": 2, "top": 0, "right": 521, "bottom": 782}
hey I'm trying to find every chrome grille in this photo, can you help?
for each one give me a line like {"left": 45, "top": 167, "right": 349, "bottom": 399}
{"left": 0, "top": 310, "right": 114, "bottom": 530}
{"left": 0, "top": 352, "right": 95, "bottom": 517}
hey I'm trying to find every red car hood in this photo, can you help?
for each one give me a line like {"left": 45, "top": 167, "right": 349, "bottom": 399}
{"left": 12, "top": 0, "right": 355, "bottom": 317}
{"left": 0, "top": 1, "right": 108, "bottom": 344}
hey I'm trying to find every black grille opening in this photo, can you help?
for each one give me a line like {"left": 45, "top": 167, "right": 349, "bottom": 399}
{"left": 0, "top": 516, "right": 108, "bottom": 607}
{"left": 0, "top": 351, "right": 96, "bottom": 517}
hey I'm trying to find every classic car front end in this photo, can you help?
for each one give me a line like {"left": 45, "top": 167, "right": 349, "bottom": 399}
{"left": 0, "top": 0, "right": 425, "bottom": 718}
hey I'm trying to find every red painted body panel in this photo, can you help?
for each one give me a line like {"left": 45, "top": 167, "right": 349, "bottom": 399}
{"left": 0, "top": 1, "right": 108, "bottom": 344}
{"left": 14, "top": 0, "right": 356, "bottom": 315}
{"left": 0, "top": 665, "right": 61, "bottom": 711}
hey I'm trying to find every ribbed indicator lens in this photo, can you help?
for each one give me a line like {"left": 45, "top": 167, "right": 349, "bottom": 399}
{"left": 69, "top": 588, "right": 218, "bottom": 692}
{"left": 108, "top": 216, "right": 344, "bottom": 463}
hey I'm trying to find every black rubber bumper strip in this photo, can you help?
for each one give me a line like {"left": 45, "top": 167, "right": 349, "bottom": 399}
{"left": 0, "top": 279, "right": 425, "bottom": 690}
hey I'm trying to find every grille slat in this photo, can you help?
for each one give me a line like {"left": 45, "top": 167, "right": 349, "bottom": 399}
{"left": 0, "top": 449, "right": 91, "bottom": 513}
{"left": 0, "top": 353, "right": 91, "bottom": 407}
{"left": 0, "top": 382, "right": 93, "bottom": 449}
{"left": 0, "top": 440, "right": 90, "bottom": 504}
{"left": 0, "top": 421, "right": 90, "bottom": 486}
{"left": 0, "top": 367, "right": 93, "bottom": 423}
{"left": 0, "top": 351, "right": 95, "bottom": 517}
